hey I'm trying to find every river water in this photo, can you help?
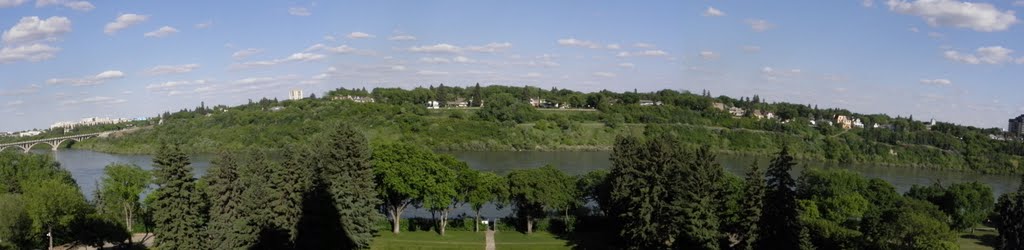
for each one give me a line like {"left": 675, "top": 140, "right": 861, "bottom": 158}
{"left": 38, "top": 149, "right": 1022, "bottom": 219}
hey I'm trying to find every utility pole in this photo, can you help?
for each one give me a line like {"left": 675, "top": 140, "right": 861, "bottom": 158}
{"left": 47, "top": 227, "right": 53, "bottom": 250}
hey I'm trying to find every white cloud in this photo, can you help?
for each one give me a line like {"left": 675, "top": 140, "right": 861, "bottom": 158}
{"left": 616, "top": 50, "right": 669, "bottom": 57}
{"left": 943, "top": 46, "right": 1015, "bottom": 64}
{"left": 466, "top": 42, "right": 511, "bottom": 53}
{"left": 885, "top": 0, "right": 1018, "bottom": 32}
{"left": 5, "top": 100, "right": 23, "bottom": 106}
{"left": 760, "top": 66, "right": 801, "bottom": 81}
{"left": 232, "top": 48, "right": 263, "bottom": 59}
{"left": 145, "top": 80, "right": 208, "bottom": 94}
{"left": 920, "top": 78, "right": 952, "bottom": 86}
{"left": 0, "top": 0, "right": 26, "bottom": 8}
{"left": 452, "top": 56, "right": 475, "bottom": 63}
{"left": 593, "top": 72, "right": 617, "bottom": 78}
{"left": 61, "top": 96, "right": 126, "bottom": 106}
{"left": 305, "top": 43, "right": 356, "bottom": 53}
{"left": 143, "top": 26, "right": 179, "bottom": 38}
{"left": 2, "top": 16, "right": 72, "bottom": 44}
{"left": 409, "top": 43, "right": 461, "bottom": 53}
{"left": 388, "top": 35, "right": 416, "bottom": 41}
{"left": 420, "top": 57, "right": 451, "bottom": 64}
{"left": 408, "top": 42, "right": 510, "bottom": 54}
{"left": 618, "top": 62, "right": 635, "bottom": 69}
{"left": 47, "top": 70, "right": 125, "bottom": 86}
{"left": 633, "top": 43, "right": 656, "bottom": 48}
{"left": 195, "top": 21, "right": 212, "bottom": 29}
{"left": 606, "top": 44, "right": 621, "bottom": 49}
{"left": 289, "top": 7, "right": 311, "bottom": 16}
{"left": 36, "top": 0, "right": 93, "bottom": 11}
{"left": 742, "top": 45, "right": 762, "bottom": 53}
{"left": 703, "top": 6, "right": 726, "bottom": 17}
{"left": 145, "top": 63, "right": 200, "bottom": 75}
{"left": 417, "top": 70, "right": 449, "bottom": 76}
{"left": 346, "top": 31, "right": 374, "bottom": 39}
{"left": 1015, "top": 1, "right": 1024, "bottom": 7}
{"left": 699, "top": 50, "right": 718, "bottom": 60}
{"left": 557, "top": 38, "right": 600, "bottom": 49}
{"left": 747, "top": 19, "right": 774, "bottom": 32}
{"left": 0, "top": 43, "right": 59, "bottom": 63}
{"left": 524, "top": 72, "right": 542, "bottom": 78}
{"left": 233, "top": 53, "right": 324, "bottom": 69}
{"left": 927, "top": 31, "right": 944, "bottom": 38}
{"left": 104, "top": 14, "right": 148, "bottom": 34}
{"left": 391, "top": 65, "right": 406, "bottom": 71}
{"left": 863, "top": 0, "right": 875, "bottom": 7}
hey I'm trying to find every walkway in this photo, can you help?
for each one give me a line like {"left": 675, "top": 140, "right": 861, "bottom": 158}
{"left": 485, "top": 230, "right": 495, "bottom": 250}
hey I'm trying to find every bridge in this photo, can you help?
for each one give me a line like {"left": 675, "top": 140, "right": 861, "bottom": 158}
{"left": 0, "top": 131, "right": 111, "bottom": 153}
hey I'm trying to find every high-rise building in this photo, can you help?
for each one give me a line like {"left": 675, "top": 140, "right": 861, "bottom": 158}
{"left": 289, "top": 89, "right": 304, "bottom": 100}
{"left": 1009, "top": 115, "right": 1024, "bottom": 135}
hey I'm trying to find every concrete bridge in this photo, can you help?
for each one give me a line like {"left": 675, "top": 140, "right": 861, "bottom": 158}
{"left": 0, "top": 132, "right": 110, "bottom": 153}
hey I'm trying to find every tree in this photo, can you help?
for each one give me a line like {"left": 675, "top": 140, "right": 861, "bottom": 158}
{"left": 23, "top": 178, "right": 90, "bottom": 247}
{"left": 471, "top": 83, "right": 483, "bottom": 107}
{"left": 736, "top": 160, "right": 765, "bottom": 250}
{"left": 266, "top": 145, "right": 314, "bottom": 244}
{"left": 476, "top": 93, "right": 540, "bottom": 123}
{"left": 467, "top": 172, "right": 508, "bottom": 232}
{"left": 907, "top": 181, "right": 994, "bottom": 232}
{"left": 205, "top": 152, "right": 258, "bottom": 249}
{"left": 97, "top": 164, "right": 150, "bottom": 236}
{"left": 434, "top": 155, "right": 473, "bottom": 236}
{"left": 757, "top": 146, "right": 803, "bottom": 249}
{"left": 150, "top": 144, "right": 208, "bottom": 250}
{"left": 373, "top": 142, "right": 448, "bottom": 234}
{"left": 317, "top": 122, "right": 381, "bottom": 248}
{"left": 860, "top": 199, "right": 958, "bottom": 249}
{"left": 507, "top": 165, "right": 575, "bottom": 234}
{"left": 608, "top": 135, "right": 688, "bottom": 248}
{"left": 995, "top": 175, "right": 1024, "bottom": 249}
{"left": 0, "top": 194, "right": 32, "bottom": 249}
{"left": 677, "top": 146, "right": 724, "bottom": 249}
{"left": 576, "top": 169, "right": 610, "bottom": 216}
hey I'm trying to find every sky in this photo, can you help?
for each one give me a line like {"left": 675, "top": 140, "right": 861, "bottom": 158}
{"left": 0, "top": 0, "right": 1023, "bottom": 132}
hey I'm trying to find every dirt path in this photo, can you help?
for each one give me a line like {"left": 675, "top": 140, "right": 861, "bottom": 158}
{"left": 486, "top": 230, "right": 495, "bottom": 250}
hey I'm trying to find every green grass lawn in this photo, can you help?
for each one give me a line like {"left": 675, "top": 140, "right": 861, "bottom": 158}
{"left": 371, "top": 231, "right": 486, "bottom": 250}
{"left": 494, "top": 231, "right": 571, "bottom": 250}
{"left": 959, "top": 229, "right": 998, "bottom": 250}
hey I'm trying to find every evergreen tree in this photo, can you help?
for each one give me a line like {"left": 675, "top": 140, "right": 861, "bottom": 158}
{"left": 737, "top": 160, "right": 765, "bottom": 250}
{"left": 471, "top": 83, "right": 483, "bottom": 107}
{"left": 609, "top": 135, "right": 687, "bottom": 249}
{"left": 266, "top": 145, "right": 313, "bottom": 244}
{"left": 151, "top": 144, "right": 208, "bottom": 250}
{"left": 318, "top": 123, "right": 381, "bottom": 248}
{"left": 757, "top": 146, "right": 803, "bottom": 249}
{"left": 205, "top": 152, "right": 250, "bottom": 249}
{"left": 676, "top": 146, "right": 722, "bottom": 249}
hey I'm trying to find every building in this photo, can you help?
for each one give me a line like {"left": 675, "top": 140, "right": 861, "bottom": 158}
{"left": 289, "top": 89, "right": 304, "bottom": 100}
{"left": 50, "top": 117, "right": 130, "bottom": 130}
{"left": 728, "top": 107, "right": 745, "bottom": 117}
{"left": 449, "top": 98, "right": 469, "bottom": 108}
{"left": 19, "top": 130, "right": 41, "bottom": 137}
{"left": 1010, "top": 114, "right": 1024, "bottom": 135}
{"left": 639, "top": 100, "right": 663, "bottom": 106}
{"left": 427, "top": 100, "right": 440, "bottom": 109}
{"left": 333, "top": 95, "right": 375, "bottom": 103}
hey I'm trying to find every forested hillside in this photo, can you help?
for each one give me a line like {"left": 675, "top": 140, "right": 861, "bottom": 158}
{"left": 70, "top": 84, "right": 1024, "bottom": 173}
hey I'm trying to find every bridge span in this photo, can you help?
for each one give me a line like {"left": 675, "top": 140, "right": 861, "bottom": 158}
{"left": 0, "top": 131, "right": 111, "bottom": 153}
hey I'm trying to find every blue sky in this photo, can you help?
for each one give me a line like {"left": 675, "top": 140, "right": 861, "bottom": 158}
{"left": 0, "top": 0, "right": 1022, "bottom": 132}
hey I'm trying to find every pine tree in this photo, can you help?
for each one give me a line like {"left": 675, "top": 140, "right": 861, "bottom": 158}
{"left": 267, "top": 145, "right": 313, "bottom": 244}
{"left": 995, "top": 175, "right": 1024, "bottom": 249}
{"left": 471, "top": 83, "right": 483, "bottom": 107}
{"left": 205, "top": 152, "right": 250, "bottom": 249}
{"left": 151, "top": 144, "right": 208, "bottom": 250}
{"left": 736, "top": 160, "right": 765, "bottom": 250}
{"left": 676, "top": 146, "right": 722, "bottom": 249}
{"left": 757, "top": 146, "right": 803, "bottom": 249}
{"left": 319, "top": 123, "right": 381, "bottom": 249}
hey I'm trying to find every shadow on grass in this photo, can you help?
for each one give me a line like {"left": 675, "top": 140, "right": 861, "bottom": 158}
{"left": 961, "top": 231, "right": 999, "bottom": 249}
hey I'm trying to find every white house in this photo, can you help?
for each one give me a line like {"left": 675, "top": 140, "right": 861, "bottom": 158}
{"left": 427, "top": 100, "right": 440, "bottom": 109}
{"left": 19, "top": 130, "right": 41, "bottom": 137}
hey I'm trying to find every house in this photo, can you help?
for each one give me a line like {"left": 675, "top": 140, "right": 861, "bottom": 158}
{"left": 19, "top": 130, "right": 41, "bottom": 137}
{"left": 0, "top": 132, "right": 9, "bottom": 137}
{"left": 529, "top": 98, "right": 545, "bottom": 107}
{"left": 449, "top": 98, "right": 469, "bottom": 108}
{"left": 751, "top": 110, "right": 775, "bottom": 120}
{"left": 853, "top": 119, "right": 864, "bottom": 128}
{"left": 835, "top": 115, "right": 860, "bottom": 129}
{"left": 333, "top": 95, "right": 375, "bottom": 103}
{"left": 729, "top": 107, "right": 745, "bottom": 117}
{"left": 269, "top": 106, "right": 284, "bottom": 111}
{"left": 427, "top": 100, "right": 440, "bottom": 109}
{"left": 712, "top": 102, "right": 727, "bottom": 110}
{"left": 639, "top": 100, "right": 663, "bottom": 106}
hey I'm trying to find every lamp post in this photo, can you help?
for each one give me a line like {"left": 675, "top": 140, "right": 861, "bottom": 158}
{"left": 46, "top": 228, "right": 53, "bottom": 250}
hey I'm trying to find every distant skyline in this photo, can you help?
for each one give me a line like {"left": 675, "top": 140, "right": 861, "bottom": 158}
{"left": 1, "top": 1, "right": 1023, "bottom": 131}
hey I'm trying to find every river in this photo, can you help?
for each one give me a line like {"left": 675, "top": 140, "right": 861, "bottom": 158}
{"left": 39, "top": 149, "right": 1022, "bottom": 219}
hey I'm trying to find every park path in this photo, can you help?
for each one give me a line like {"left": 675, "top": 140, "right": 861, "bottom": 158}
{"left": 485, "top": 230, "right": 495, "bottom": 250}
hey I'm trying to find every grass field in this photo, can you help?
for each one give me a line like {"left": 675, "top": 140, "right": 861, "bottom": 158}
{"left": 958, "top": 229, "right": 998, "bottom": 250}
{"left": 371, "top": 231, "right": 486, "bottom": 250}
{"left": 370, "top": 230, "right": 575, "bottom": 250}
